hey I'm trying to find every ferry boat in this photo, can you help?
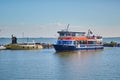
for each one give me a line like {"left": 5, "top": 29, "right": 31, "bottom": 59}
{"left": 53, "top": 26, "right": 104, "bottom": 52}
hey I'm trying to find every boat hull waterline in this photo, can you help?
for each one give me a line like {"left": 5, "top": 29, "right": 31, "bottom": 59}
{"left": 54, "top": 45, "right": 104, "bottom": 52}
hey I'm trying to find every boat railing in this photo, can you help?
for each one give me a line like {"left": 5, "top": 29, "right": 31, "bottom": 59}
{"left": 87, "top": 35, "right": 102, "bottom": 39}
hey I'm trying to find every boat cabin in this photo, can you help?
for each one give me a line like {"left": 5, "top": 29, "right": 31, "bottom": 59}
{"left": 56, "top": 40, "right": 98, "bottom": 45}
{"left": 56, "top": 31, "right": 102, "bottom": 46}
{"left": 57, "top": 31, "right": 86, "bottom": 37}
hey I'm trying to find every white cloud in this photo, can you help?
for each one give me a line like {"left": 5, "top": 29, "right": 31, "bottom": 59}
{"left": 0, "top": 23, "right": 120, "bottom": 38}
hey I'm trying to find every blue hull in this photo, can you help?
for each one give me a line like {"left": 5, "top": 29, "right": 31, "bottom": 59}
{"left": 53, "top": 45, "right": 104, "bottom": 52}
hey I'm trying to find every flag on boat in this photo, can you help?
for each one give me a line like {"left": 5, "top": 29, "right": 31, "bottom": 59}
{"left": 88, "top": 29, "right": 93, "bottom": 34}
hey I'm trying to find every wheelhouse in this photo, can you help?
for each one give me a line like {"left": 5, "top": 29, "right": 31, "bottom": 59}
{"left": 57, "top": 31, "right": 86, "bottom": 37}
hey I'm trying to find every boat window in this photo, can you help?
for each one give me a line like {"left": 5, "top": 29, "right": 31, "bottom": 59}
{"left": 59, "top": 32, "right": 76, "bottom": 37}
{"left": 72, "top": 33, "right": 75, "bottom": 36}
{"left": 74, "top": 41, "right": 77, "bottom": 45}
{"left": 75, "top": 33, "right": 80, "bottom": 36}
{"left": 75, "top": 33, "right": 84, "bottom": 37}
{"left": 88, "top": 41, "right": 96, "bottom": 44}
{"left": 83, "top": 41, "right": 87, "bottom": 44}
{"left": 59, "top": 33, "right": 69, "bottom": 36}
{"left": 60, "top": 33, "right": 64, "bottom": 36}
{"left": 76, "top": 40, "right": 87, "bottom": 44}
{"left": 57, "top": 41, "right": 62, "bottom": 44}
{"left": 57, "top": 40, "right": 73, "bottom": 45}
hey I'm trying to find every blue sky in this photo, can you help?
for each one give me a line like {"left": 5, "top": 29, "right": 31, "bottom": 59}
{"left": 0, "top": 0, "right": 120, "bottom": 37}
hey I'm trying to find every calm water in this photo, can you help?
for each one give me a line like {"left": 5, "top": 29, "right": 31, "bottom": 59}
{"left": 0, "top": 38, "right": 120, "bottom": 80}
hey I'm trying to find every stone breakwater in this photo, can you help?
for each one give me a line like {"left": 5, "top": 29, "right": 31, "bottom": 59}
{"left": 103, "top": 41, "right": 120, "bottom": 47}
{"left": 1, "top": 42, "right": 120, "bottom": 50}
{"left": 36, "top": 43, "right": 53, "bottom": 49}
{"left": 40, "top": 42, "right": 120, "bottom": 48}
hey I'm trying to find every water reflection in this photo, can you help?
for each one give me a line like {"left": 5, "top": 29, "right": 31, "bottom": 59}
{"left": 54, "top": 50, "right": 103, "bottom": 58}
{"left": 53, "top": 50, "right": 104, "bottom": 80}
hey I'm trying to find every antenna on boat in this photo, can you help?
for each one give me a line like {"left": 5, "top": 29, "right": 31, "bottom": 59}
{"left": 66, "top": 24, "right": 70, "bottom": 31}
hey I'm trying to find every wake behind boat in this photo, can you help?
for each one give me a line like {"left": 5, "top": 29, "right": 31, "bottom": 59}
{"left": 53, "top": 25, "right": 104, "bottom": 52}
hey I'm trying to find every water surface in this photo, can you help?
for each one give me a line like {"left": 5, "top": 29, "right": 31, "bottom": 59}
{"left": 0, "top": 38, "right": 120, "bottom": 80}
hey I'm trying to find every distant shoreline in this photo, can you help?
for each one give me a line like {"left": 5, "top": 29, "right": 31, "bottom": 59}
{"left": 0, "top": 37, "right": 57, "bottom": 39}
{"left": 0, "top": 37, "right": 120, "bottom": 39}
